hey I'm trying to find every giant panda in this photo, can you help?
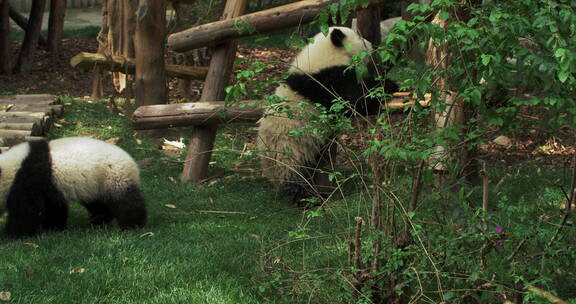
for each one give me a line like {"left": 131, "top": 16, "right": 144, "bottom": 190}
{"left": 0, "top": 137, "right": 147, "bottom": 237}
{"left": 257, "top": 26, "right": 399, "bottom": 207}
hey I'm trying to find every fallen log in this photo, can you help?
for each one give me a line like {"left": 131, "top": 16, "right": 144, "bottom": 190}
{"left": 1, "top": 104, "right": 63, "bottom": 116}
{"left": 0, "top": 122, "right": 43, "bottom": 136}
{"left": 168, "top": 0, "right": 397, "bottom": 52}
{"left": 0, "top": 111, "right": 52, "bottom": 131}
{"left": 0, "top": 94, "right": 59, "bottom": 105}
{"left": 70, "top": 52, "right": 209, "bottom": 80}
{"left": 132, "top": 95, "right": 430, "bottom": 130}
{"left": 0, "top": 134, "right": 43, "bottom": 147}
{"left": 0, "top": 122, "right": 35, "bottom": 131}
{"left": 0, "top": 129, "right": 34, "bottom": 137}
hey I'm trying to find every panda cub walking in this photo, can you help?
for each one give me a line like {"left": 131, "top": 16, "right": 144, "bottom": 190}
{"left": 0, "top": 137, "right": 147, "bottom": 237}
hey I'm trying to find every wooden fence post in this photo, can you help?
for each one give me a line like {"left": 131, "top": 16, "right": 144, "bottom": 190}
{"left": 134, "top": 0, "right": 167, "bottom": 107}
{"left": 14, "top": 0, "right": 46, "bottom": 74}
{"left": 0, "top": 0, "right": 10, "bottom": 74}
{"left": 48, "top": 0, "right": 67, "bottom": 53}
{"left": 181, "top": 0, "right": 248, "bottom": 183}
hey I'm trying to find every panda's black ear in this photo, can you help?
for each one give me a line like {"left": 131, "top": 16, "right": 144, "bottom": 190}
{"left": 330, "top": 28, "right": 345, "bottom": 47}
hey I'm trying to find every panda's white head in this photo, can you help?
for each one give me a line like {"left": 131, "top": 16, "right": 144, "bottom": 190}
{"left": 289, "top": 27, "right": 372, "bottom": 75}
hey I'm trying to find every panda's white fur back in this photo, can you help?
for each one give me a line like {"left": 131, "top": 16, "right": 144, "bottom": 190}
{"left": 289, "top": 26, "right": 372, "bottom": 74}
{"left": 0, "top": 137, "right": 140, "bottom": 214}
{"left": 48, "top": 137, "right": 140, "bottom": 202}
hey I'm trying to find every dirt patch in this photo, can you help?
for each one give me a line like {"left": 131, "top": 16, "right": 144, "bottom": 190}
{"left": 0, "top": 38, "right": 295, "bottom": 101}
{"left": 0, "top": 39, "right": 110, "bottom": 97}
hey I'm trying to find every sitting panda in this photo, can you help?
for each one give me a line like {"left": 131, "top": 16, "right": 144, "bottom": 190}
{"left": 0, "top": 137, "right": 147, "bottom": 237}
{"left": 257, "top": 26, "right": 399, "bottom": 206}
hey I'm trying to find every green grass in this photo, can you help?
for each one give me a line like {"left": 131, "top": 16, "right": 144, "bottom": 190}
{"left": 0, "top": 98, "right": 353, "bottom": 303}
{"left": 1, "top": 98, "right": 575, "bottom": 303}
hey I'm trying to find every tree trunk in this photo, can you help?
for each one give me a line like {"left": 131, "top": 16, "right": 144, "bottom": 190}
{"left": 0, "top": 0, "right": 10, "bottom": 74}
{"left": 425, "top": 11, "right": 472, "bottom": 187}
{"left": 92, "top": 0, "right": 109, "bottom": 100}
{"left": 181, "top": 0, "right": 248, "bottom": 183}
{"left": 107, "top": 0, "right": 136, "bottom": 93}
{"left": 47, "top": 0, "right": 66, "bottom": 53}
{"left": 8, "top": 5, "right": 47, "bottom": 46}
{"left": 134, "top": 0, "right": 167, "bottom": 107}
{"left": 14, "top": 0, "right": 46, "bottom": 74}
{"left": 356, "top": 4, "right": 381, "bottom": 47}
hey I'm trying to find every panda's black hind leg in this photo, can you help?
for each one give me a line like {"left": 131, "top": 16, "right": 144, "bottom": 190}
{"left": 42, "top": 196, "right": 68, "bottom": 231}
{"left": 82, "top": 201, "right": 114, "bottom": 226}
{"left": 111, "top": 184, "right": 147, "bottom": 229}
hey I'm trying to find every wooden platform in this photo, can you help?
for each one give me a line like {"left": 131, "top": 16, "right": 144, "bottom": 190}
{"left": 0, "top": 94, "right": 63, "bottom": 151}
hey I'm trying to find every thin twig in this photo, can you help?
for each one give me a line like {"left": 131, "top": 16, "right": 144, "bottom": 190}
{"left": 353, "top": 217, "right": 364, "bottom": 271}
{"left": 506, "top": 236, "right": 528, "bottom": 261}
{"left": 196, "top": 210, "right": 247, "bottom": 214}
{"left": 493, "top": 173, "right": 511, "bottom": 193}
{"left": 526, "top": 286, "right": 569, "bottom": 304}
{"left": 546, "top": 156, "right": 576, "bottom": 248}
{"left": 480, "top": 162, "right": 490, "bottom": 213}
{"left": 409, "top": 160, "right": 426, "bottom": 212}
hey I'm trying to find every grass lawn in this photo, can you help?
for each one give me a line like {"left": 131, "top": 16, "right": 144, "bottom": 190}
{"left": 0, "top": 98, "right": 356, "bottom": 304}
{"left": 1, "top": 97, "right": 575, "bottom": 303}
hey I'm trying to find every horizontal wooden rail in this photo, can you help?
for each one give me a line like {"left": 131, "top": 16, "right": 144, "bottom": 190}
{"left": 132, "top": 101, "right": 264, "bottom": 130}
{"left": 132, "top": 95, "right": 429, "bottom": 130}
{"left": 70, "top": 52, "right": 209, "bottom": 80}
{"left": 167, "top": 0, "right": 397, "bottom": 52}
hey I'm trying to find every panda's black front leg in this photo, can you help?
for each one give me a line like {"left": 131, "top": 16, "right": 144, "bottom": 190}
{"left": 5, "top": 194, "right": 45, "bottom": 238}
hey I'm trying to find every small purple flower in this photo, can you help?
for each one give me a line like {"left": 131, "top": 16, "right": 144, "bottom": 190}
{"left": 495, "top": 226, "right": 504, "bottom": 233}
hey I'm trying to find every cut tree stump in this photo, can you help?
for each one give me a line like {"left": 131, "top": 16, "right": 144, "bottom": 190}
{"left": 70, "top": 52, "right": 208, "bottom": 80}
{"left": 0, "top": 94, "right": 63, "bottom": 150}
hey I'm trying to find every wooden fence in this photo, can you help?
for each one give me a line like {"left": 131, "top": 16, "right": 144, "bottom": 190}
{"left": 10, "top": 0, "right": 102, "bottom": 12}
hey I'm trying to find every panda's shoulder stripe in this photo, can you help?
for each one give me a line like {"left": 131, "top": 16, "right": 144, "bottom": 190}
{"left": 285, "top": 65, "right": 357, "bottom": 107}
{"left": 13, "top": 139, "right": 53, "bottom": 188}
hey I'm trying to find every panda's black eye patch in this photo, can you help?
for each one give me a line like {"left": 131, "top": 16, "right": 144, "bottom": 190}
{"left": 330, "top": 28, "right": 345, "bottom": 47}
